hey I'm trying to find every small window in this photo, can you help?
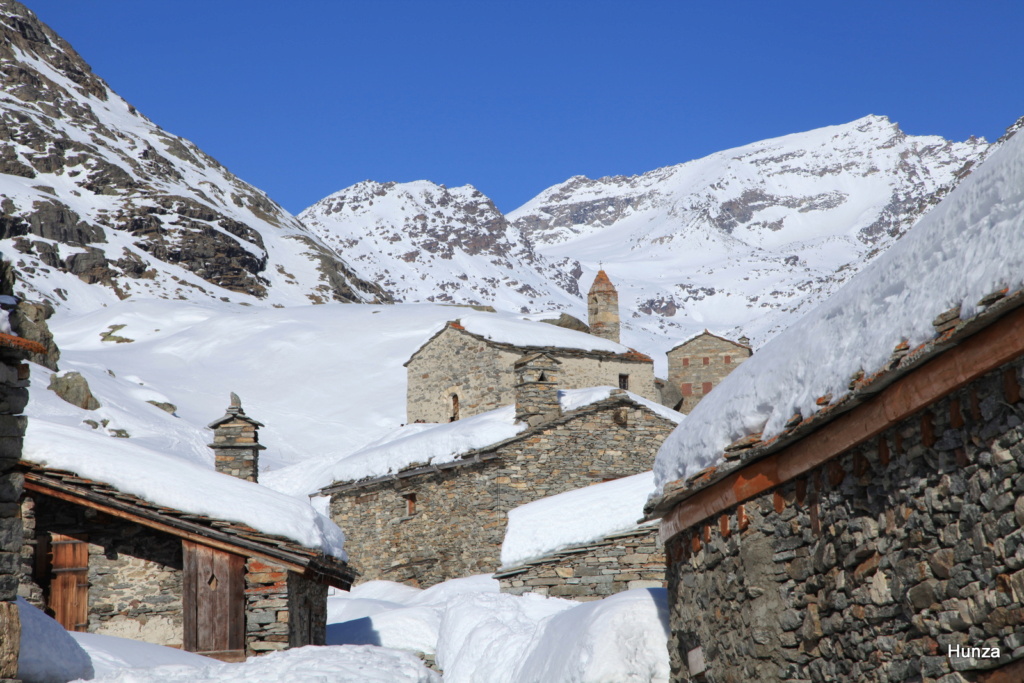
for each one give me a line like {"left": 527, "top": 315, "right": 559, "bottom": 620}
{"left": 724, "top": 355, "right": 732, "bottom": 364}
{"left": 702, "top": 382, "right": 713, "bottom": 394}
{"left": 682, "top": 358, "right": 690, "bottom": 367}
{"left": 681, "top": 383, "right": 693, "bottom": 396}
{"left": 450, "top": 394, "right": 460, "bottom": 422}
{"left": 403, "top": 493, "right": 417, "bottom": 516}
{"left": 618, "top": 374, "right": 629, "bottom": 390}
{"left": 702, "top": 357, "right": 710, "bottom": 366}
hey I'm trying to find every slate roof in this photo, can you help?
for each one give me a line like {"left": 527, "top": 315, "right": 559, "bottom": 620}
{"left": 23, "top": 462, "right": 356, "bottom": 589}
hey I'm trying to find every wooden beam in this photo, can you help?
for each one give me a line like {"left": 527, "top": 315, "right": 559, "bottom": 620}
{"left": 25, "top": 478, "right": 311, "bottom": 574}
{"left": 661, "top": 302, "right": 1024, "bottom": 544}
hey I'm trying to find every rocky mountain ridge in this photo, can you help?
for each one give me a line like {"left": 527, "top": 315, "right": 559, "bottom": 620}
{"left": 0, "top": 0, "right": 387, "bottom": 312}
{"left": 300, "top": 180, "right": 581, "bottom": 313}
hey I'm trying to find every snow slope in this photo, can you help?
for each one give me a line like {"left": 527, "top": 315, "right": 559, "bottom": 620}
{"left": 653, "top": 116, "right": 1024, "bottom": 488}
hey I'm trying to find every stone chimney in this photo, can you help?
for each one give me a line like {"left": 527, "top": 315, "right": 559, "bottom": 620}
{"left": 208, "top": 393, "right": 265, "bottom": 482}
{"left": 514, "top": 353, "right": 562, "bottom": 427}
{"left": 587, "top": 269, "right": 620, "bottom": 343}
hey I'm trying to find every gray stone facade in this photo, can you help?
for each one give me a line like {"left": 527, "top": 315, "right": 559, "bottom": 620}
{"left": 496, "top": 525, "right": 665, "bottom": 600}
{"left": 21, "top": 494, "right": 185, "bottom": 646}
{"left": 664, "top": 332, "right": 751, "bottom": 413}
{"left": 663, "top": 359, "right": 1024, "bottom": 682}
{"left": 406, "top": 323, "right": 657, "bottom": 423}
{"left": 327, "top": 393, "right": 676, "bottom": 587}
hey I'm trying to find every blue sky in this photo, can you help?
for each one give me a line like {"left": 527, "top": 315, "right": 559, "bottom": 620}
{"left": 30, "top": 1, "right": 1023, "bottom": 214}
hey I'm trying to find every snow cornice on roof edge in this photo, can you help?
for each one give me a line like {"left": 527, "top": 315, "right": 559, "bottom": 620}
{"left": 646, "top": 286, "right": 1024, "bottom": 540}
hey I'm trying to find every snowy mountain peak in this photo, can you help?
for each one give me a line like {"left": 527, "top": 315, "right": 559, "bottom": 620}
{"left": 300, "top": 179, "right": 582, "bottom": 312}
{"left": 0, "top": 0, "right": 387, "bottom": 311}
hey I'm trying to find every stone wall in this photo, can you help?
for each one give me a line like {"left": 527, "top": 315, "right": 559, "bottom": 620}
{"left": 20, "top": 493, "right": 185, "bottom": 646}
{"left": 406, "top": 325, "right": 517, "bottom": 423}
{"left": 330, "top": 395, "right": 676, "bottom": 587}
{"left": 406, "top": 324, "right": 657, "bottom": 423}
{"left": 664, "top": 359, "right": 1024, "bottom": 682}
{"left": 665, "top": 334, "right": 750, "bottom": 413}
{"left": 0, "top": 330, "right": 28, "bottom": 680}
{"left": 244, "top": 558, "right": 326, "bottom": 655}
{"left": 497, "top": 525, "right": 665, "bottom": 600}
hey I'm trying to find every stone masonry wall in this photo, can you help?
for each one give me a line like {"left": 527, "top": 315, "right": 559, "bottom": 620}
{"left": 20, "top": 494, "right": 184, "bottom": 646}
{"left": 665, "top": 335, "right": 750, "bottom": 414}
{"left": 244, "top": 559, "right": 326, "bottom": 655}
{"left": 406, "top": 325, "right": 657, "bottom": 423}
{"left": 0, "top": 346, "right": 28, "bottom": 681}
{"left": 497, "top": 526, "right": 665, "bottom": 600}
{"left": 331, "top": 396, "right": 676, "bottom": 587}
{"left": 664, "top": 358, "right": 1024, "bottom": 682}
{"left": 406, "top": 326, "right": 518, "bottom": 423}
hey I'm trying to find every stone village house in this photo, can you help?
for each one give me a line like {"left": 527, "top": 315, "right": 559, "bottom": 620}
{"left": 647, "top": 292, "right": 1024, "bottom": 679}
{"left": 405, "top": 270, "right": 659, "bottom": 424}
{"left": 19, "top": 397, "right": 354, "bottom": 662}
{"left": 663, "top": 331, "right": 752, "bottom": 414}
{"left": 323, "top": 352, "right": 680, "bottom": 587}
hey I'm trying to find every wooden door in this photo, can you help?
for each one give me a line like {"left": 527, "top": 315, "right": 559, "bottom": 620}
{"left": 182, "top": 541, "right": 245, "bottom": 660}
{"left": 49, "top": 533, "right": 89, "bottom": 632}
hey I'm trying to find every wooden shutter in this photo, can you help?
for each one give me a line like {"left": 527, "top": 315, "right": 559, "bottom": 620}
{"left": 49, "top": 533, "right": 89, "bottom": 632}
{"left": 182, "top": 541, "right": 245, "bottom": 661}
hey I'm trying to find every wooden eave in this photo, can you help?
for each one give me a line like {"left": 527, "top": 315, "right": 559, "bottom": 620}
{"left": 320, "top": 393, "right": 679, "bottom": 496}
{"left": 650, "top": 289, "right": 1024, "bottom": 545}
{"left": 22, "top": 466, "right": 355, "bottom": 589}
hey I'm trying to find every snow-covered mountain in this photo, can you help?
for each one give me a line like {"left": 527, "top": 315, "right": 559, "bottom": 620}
{"left": 508, "top": 115, "right": 987, "bottom": 346}
{"left": 300, "top": 180, "right": 581, "bottom": 313}
{"left": 0, "top": 0, "right": 386, "bottom": 312}
{"left": 301, "top": 117, "right": 988, "bottom": 359}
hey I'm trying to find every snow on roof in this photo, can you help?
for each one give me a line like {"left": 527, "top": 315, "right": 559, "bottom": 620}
{"left": 264, "top": 406, "right": 527, "bottom": 497}
{"left": 24, "top": 420, "right": 347, "bottom": 558}
{"left": 455, "top": 313, "right": 633, "bottom": 355}
{"left": 653, "top": 126, "right": 1024, "bottom": 493}
{"left": 500, "top": 471, "right": 656, "bottom": 567}
{"left": 559, "top": 386, "right": 684, "bottom": 425}
{"left": 267, "top": 387, "right": 681, "bottom": 497}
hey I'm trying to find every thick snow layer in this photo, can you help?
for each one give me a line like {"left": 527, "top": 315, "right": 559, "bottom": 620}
{"left": 78, "top": 645, "right": 440, "bottom": 683}
{"left": 458, "top": 313, "right": 630, "bottom": 353}
{"left": 501, "top": 471, "right": 658, "bottom": 567}
{"left": 327, "top": 576, "right": 669, "bottom": 683}
{"left": 654, "top": 121, "right": 1024, "bottom": 489}
{"left": 513, "top": 588, "right": 671, "bottom": 683}
{"left": 559, "top": 386, "right": 685, "bottom": 424}
{"left": 266, "top": 406, "right": 526, "bottom": 496}
{"left": 18, "top": 597, "right": 94, "bottom": 683}
{"left": 71, "top": 632, "right": 212, "bottom": 678}
{"left": 327, "top": 575, "right": 500, "bottom": 655}
{"left": 24, "top": 420, "right": 346, "bottom": 557}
